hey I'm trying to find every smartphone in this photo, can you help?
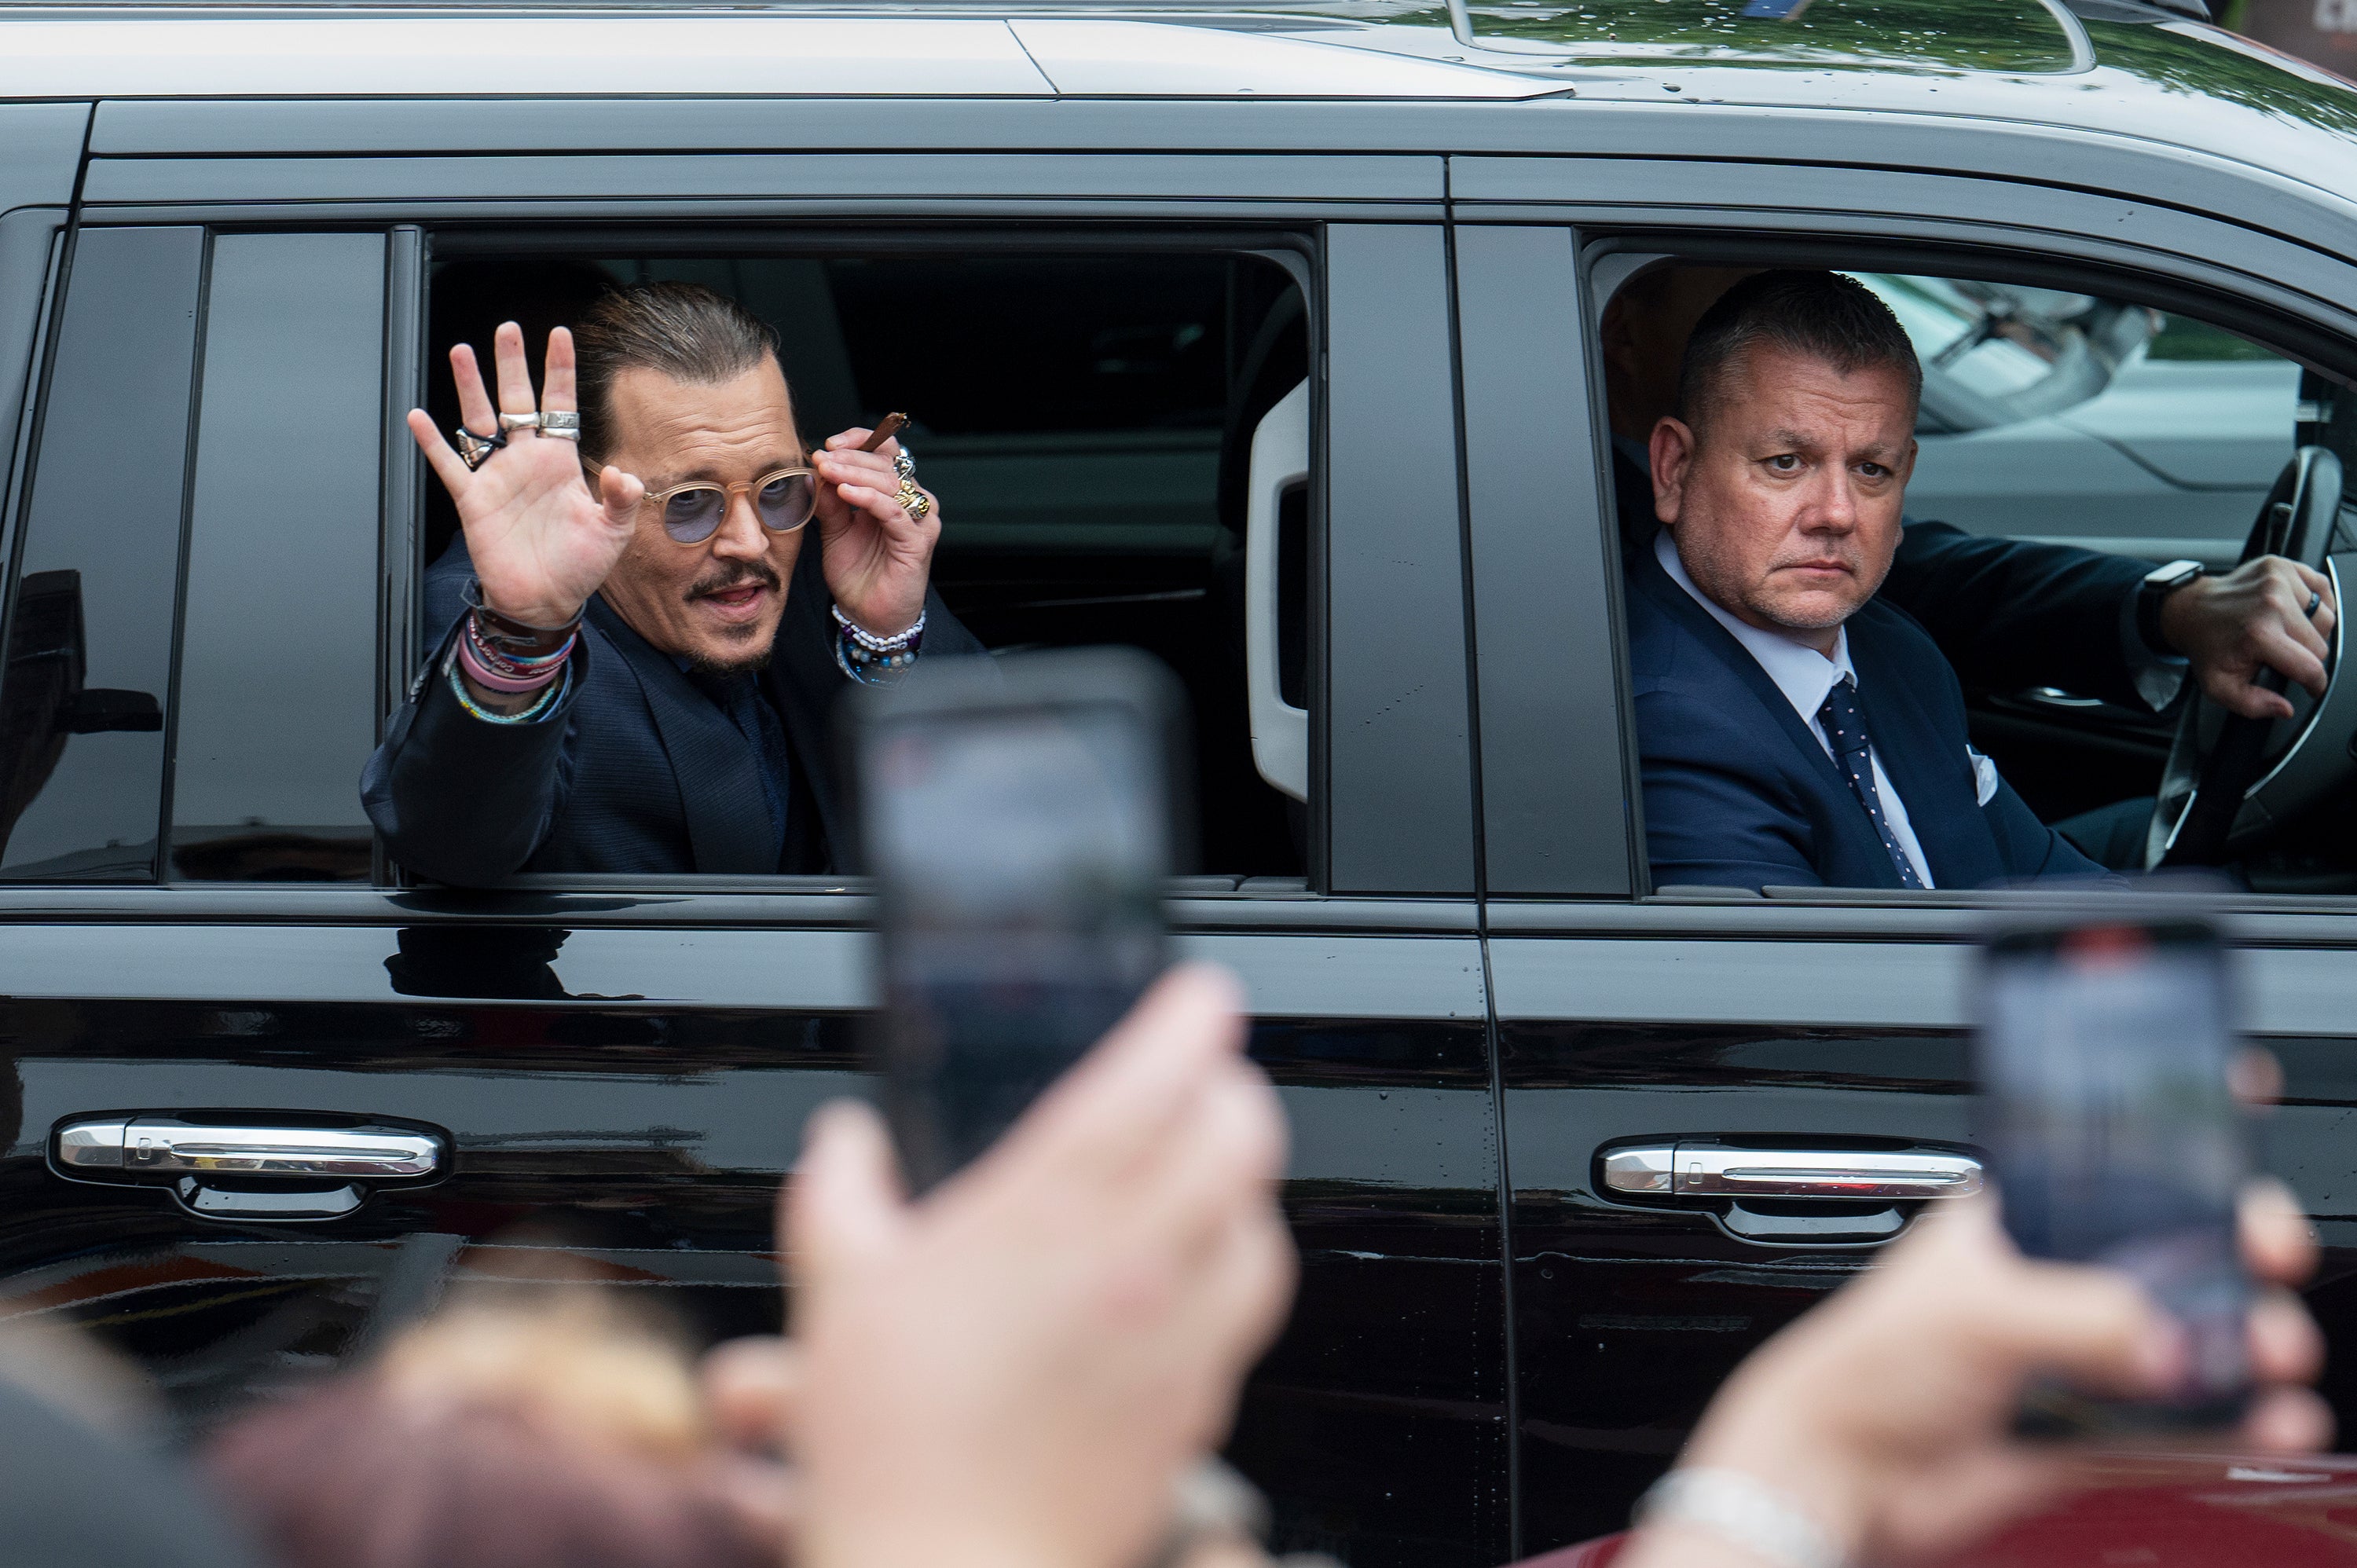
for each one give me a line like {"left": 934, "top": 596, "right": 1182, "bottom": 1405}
{"left": 1977, "top": 908, "right": 2253, "bottom": 1434}
{"left": 852, "top": 647, "right": 1189, "bottom": 1192}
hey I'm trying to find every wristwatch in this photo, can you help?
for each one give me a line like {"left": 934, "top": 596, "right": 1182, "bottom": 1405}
{"left": 2137, "top": 558, "right": 2206, "bottom": 656}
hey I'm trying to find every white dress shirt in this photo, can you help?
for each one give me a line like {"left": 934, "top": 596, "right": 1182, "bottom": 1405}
{"left": 1655, "top": 530, "right": 2007, "bottom": 889}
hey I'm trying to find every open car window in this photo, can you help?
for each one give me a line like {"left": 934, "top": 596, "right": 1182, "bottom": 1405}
{"left": 423, "top": 244, "right": 1311, "bottom": 886}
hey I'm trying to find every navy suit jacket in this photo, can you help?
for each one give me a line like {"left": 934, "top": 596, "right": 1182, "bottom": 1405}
{"left": 1611, "top": 445, "right": 2154, "bottom": 706}
{"left": 361, "top": 537, "right": 984, "bottom": 885}
{"left": 1626, "top": 543, "right": 2103, "bottom": 892}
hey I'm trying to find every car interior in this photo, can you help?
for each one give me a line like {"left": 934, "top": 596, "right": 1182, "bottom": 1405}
{"left": 1600, "top": 255, "right": 2357, "bottom": 895}
{"left": 421, "top": 241, "right": 1312, "bottom": 887}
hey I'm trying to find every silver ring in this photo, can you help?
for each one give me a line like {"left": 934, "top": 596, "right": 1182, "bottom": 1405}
{"left": 497, "top": 410, "right": 543, "bottom": 434}
{"left": 2308, "top": 590, "right": 2324, "bottom": 618}
{"left": 539, "top": 410, "right": 581, "bottom": 441}
{"left": 893, "top": 446, "right": 916, "bottom": 483}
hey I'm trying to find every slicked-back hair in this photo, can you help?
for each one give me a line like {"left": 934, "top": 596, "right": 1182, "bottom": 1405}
{"left": 1673, "top": 269, "right": 1920, "bottom": 441}
{"left": 571, "top": 282, "right": 783, "bottom": 461}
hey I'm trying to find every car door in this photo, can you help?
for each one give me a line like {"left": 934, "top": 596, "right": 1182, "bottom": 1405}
{"left": 0, "top": 86, "right": 1509, "bottom": 1568}
{"left": 1453, "top": 144, "right": 2357, "bottom": 1555}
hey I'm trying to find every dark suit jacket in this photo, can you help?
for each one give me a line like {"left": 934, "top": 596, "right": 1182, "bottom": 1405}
{"left": 361, "top": 537, "right": 983, "bottom": 885}
{"left": 1626, "top": 541, "right": 2102, "bottom": 892}
{"left": 1611, "top": 445, "right": 2154, "bottom": 706}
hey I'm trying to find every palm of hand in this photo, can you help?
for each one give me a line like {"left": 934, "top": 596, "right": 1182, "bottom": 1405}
{"left": 408, "top": 325, "right": 644, "bottom": 628}
{"left": 462, "top": 438, "right": 634, "bottom": 627}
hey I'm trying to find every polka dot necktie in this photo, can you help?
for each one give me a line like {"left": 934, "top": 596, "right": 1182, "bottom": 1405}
{"left": 1816, "top": 676, "right": 1926, "bottom": 889}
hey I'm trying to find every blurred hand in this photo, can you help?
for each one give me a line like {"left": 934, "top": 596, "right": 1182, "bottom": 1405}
{"left": 812, "top": 426, "right": 940, "bottom": 638}
{"left": 1620, "top": 1184, "right": 2330, "bottom": 1568}
{"left": 406, "top": 323, "right": 643, "bottom": 628}
{"left": 2159, "top": 555, "right": 2338, "bottom": 722}
{"left": 784, "top": 965, "right": 1297, "bottom": 1568}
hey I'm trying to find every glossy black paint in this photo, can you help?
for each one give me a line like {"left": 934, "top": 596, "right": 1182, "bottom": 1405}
{"left": 0, "top": 907, "right": 1506, "bottom": 1568}
{"left": 1502, "top": 1020, "right": 1970, "bottom": 1548}
{"left": 1501, "top": 1009, "right": 2357, "bottom": 1555}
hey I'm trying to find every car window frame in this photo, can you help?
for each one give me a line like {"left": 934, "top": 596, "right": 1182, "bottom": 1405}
{"left": 387, "top": 221, "right": 1325, "bottom": 897}
{"left": 1451, "top": 154, "right": 2357, "bottom": 918}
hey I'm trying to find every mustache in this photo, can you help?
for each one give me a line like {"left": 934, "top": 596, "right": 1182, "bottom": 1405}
{"left": 685, "top": 561, "right": 783, "bottom": 601}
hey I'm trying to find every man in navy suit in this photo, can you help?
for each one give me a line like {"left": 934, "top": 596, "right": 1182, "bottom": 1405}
{"left": 1629, "top": 269, "right": 2110, "bottom": 892}
{"left": 362, "top": 283, "right": 981, "bottom": 885}
{"left": 1606, "top": 266, "right": 2340, "bottom": 870}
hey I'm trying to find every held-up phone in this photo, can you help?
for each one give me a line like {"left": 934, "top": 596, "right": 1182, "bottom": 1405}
{"left": 852, "top": 648, "right": 1189, "bottom": 1192}
{"left": 1976, "top": 908, "right": 2253, "bottom": 1434}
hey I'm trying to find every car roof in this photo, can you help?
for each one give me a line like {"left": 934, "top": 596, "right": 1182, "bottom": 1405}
{"left": 8, "top": 1, "right": 2357, "bottom": 212}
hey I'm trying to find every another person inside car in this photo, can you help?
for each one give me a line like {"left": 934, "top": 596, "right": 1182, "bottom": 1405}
{"left": 1603, "top": 265, "right": 2338, "bottom": 873}
{"left": 1629, "top": 269, "right": 2105, "bottom": 892}
{"left": 362, "top": 282, "right": 982, "bottom": 885}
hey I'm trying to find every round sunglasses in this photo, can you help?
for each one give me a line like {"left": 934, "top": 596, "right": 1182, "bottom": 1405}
{"left": 626, "top": 467, "right": 818, "bottom": 545}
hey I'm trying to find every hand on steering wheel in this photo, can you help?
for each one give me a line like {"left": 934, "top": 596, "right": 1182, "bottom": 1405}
{"left": 2160, "top": 555, "right": 2339, "bottom": 722}
{"left": 2150, "top": 446, "right": 2346, "bottom": 868}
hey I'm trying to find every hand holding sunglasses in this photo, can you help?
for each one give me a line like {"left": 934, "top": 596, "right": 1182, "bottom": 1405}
{"left": 810, "top": 414, "right": 942, "bottom": 642}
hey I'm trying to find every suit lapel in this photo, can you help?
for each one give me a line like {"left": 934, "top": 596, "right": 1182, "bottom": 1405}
{"left": 1629, "top": 549, "right": 1904, "bottom": 885}
{"left": 1847, "top": 618, "right": 2004, "bottom": 889}
{"left": 585, "top": 597, "right": 779, "bottom": 874}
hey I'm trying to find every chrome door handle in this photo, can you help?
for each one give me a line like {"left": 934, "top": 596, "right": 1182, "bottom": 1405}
{"left": 54, "top": 1117, "right": 444, "bottom": 1181}
{"left": 1603, "top": 1142, "right": 1982, "bottom": 1201}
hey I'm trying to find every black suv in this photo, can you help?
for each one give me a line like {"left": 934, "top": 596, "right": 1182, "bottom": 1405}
{"left": 5, "top": 2, "right": 2357, "bottom": 1563}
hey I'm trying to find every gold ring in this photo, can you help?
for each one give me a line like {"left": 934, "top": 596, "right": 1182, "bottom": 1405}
{"left": 897, "top": 478, "right": 933, "bottom": 519}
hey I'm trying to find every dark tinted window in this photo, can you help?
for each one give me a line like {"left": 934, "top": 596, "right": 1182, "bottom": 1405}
{"left": 170, "top": 233, "right": 383, "bottom": 882}
{"left": 0, "top": 226, "right": 200, "bottom": 881}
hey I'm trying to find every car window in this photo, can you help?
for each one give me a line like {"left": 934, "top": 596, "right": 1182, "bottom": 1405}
{"left": 1598, "top": 256, "right": 2347, "bottom": 899}
{"left": 170, "top": 232, "right": 383, "bottom": 882}
{"left": 0, "top": 226, "right": 201, "bottom": 881}
{"left": 423, "top": 244, "right": 1310, "bottom": 881}
{"left": 1853, "top": 272, "right": 2300, "bottom": 560}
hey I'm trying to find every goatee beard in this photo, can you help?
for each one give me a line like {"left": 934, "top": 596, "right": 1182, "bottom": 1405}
{"left": 684, "top": 561, "right": 783, "bottom": 680}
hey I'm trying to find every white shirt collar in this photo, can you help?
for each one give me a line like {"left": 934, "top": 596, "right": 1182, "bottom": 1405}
{"left": 1655, "top": 529, "right": 1855, "bottom": 724}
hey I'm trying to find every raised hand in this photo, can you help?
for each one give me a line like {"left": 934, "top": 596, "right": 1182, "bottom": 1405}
{"left": 407, "top": 323, "right": 645, "bottom": 628}
{"left": 811, "top": 427, "right": 940, "bottom": 639}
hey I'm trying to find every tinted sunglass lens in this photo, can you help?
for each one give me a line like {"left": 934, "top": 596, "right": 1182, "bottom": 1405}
{"left": 757, "top": 473, "right": 814, "bottom": 532}
{"left": 662, "top": 488, "right": 725, "bottom": 543}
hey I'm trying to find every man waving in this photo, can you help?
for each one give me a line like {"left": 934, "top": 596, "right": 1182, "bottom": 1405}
{"left": 363, "top": 282, "right": 981, "bottom": 884}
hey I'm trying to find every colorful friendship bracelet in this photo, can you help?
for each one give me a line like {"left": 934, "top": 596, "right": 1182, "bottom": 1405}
{"left": 448, "top": 650, "right": 568, "bottom": 725}
{"left": 460, "top": 611, "right": 575, "bottom": 691}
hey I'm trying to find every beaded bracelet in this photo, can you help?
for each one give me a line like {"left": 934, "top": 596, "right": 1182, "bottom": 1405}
{"left": 832, "top": 603, "right": 926, "bottom": 686}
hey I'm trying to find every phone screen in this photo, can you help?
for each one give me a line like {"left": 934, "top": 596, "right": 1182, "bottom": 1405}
{"left": 862, "top": 688, "right": 1172, "bottom": 1192}
{"left": 1979, "top": 917, "right": 2252, "bottom": 1432}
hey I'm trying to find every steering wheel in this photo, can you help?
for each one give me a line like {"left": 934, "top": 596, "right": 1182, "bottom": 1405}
{"left": 2147, "top": 445, "right": 2349, "bottom": 867}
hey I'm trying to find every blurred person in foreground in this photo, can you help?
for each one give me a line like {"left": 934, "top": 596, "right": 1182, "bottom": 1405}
{"left": 207, "top": 1283, "right": 791, "bottom": 1568}
{"left": 206, "top": 966, "right": 2326, "bottom": 1568}
{"left": 203, "top": 963, "right": 1296, "bottom": 1568}
{"left": 1613, "top": 1185, "right": 2328, "bottom": 1568}
{"left": 781, "top": 963, "right": 2328, "bottom": 1568}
